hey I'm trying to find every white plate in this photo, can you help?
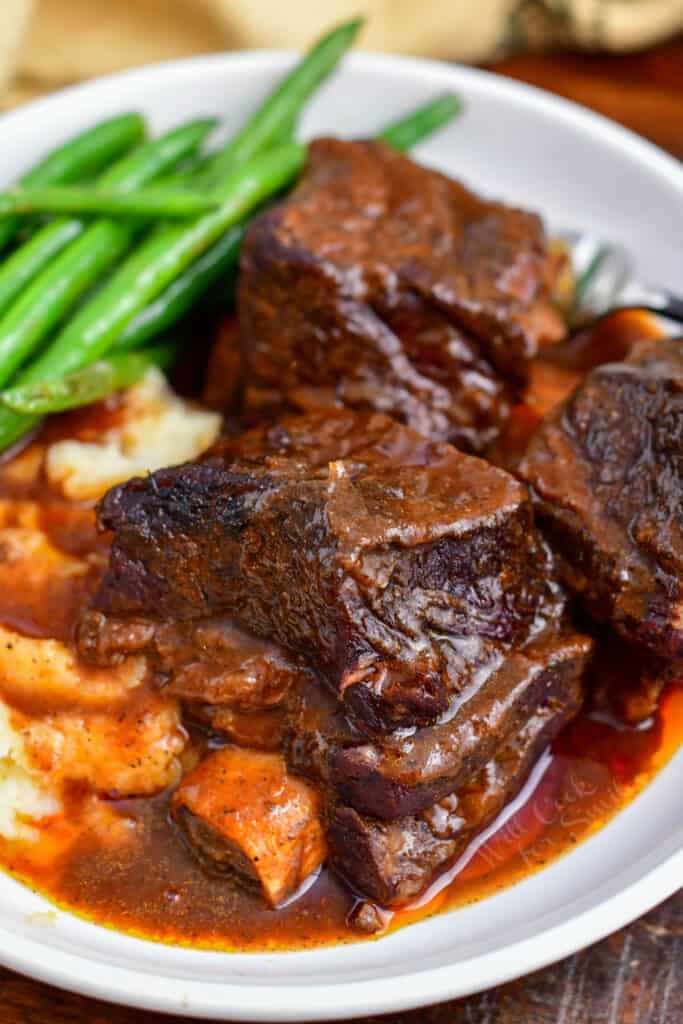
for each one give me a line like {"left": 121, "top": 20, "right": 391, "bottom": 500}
{"left": 0, "top": 50, "right": 681, "bottom": 1022}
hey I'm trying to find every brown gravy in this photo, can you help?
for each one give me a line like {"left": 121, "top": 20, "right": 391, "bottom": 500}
{"left": 1, "top": 686, "right": 679, "bottom": 951}
{"left": 0, "top": 309, "right": 680, "bottom": 951}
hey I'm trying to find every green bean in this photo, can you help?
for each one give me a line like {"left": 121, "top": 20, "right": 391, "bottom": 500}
{"left": 0, "top": 143, "right": 304, "bottom": 448}
{"left": 0, "top": 219, "right": 85, "bottom": 315}
{"left": 23, "top": 143, "right": 303, "bottom": 378}
{"left": 118, "top": 223, "right": 245, "bottom": 349}
{"left": 0, "top": 341, "right": 179, "bottom": 415}
{"left": 0, "top": 184, "right": 221, "bottom": 219}
{"left": 200, "top": 18, "right": 362, "bottom": 183}
{"left": 272, "top": 111, "right": 299, "bottom": 146}
{"left": 0, "top": 113, "right": 145, "bottom": 253}
{"left": 0, "top": 119, "right": 215, "bottom": 391}
{"left": 163, "top": 151, "right": 215, "bottom": 186}
{"left": 378, "top": 94, "right": 463, "bottom": 152}
{"left": 0, "top": 401, "right": 36, "bottom": 450}
{"left": 0, "top": 119, "right": 216, "bottom": 316}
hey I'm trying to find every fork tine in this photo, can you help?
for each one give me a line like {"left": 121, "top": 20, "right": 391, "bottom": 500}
{"left": 579, "top": 244, "right": 632, "bottom": 313}
{"left": 565, "top": 233, "right": 602, "bottom": 280}
{"left": 562, "top": 231, "right": 633, "bottom": 315}
{"left": 575, "top": 245, "right": 609, "bottom": 305}
{"left": 561, "top": 229, "right": 682, "bottom": 328}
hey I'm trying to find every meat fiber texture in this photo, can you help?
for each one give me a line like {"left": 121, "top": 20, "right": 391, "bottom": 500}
{"left": 326, "top": 658, "right": 583, "bottom": 907}
{"left": 520, "top": 337, "right": 683, "bottom": 660}
{"left": 172, "top": 747, "right": 326, "bottom": 907}
{"left": 285, "top": 629, "right": 593, "bottom": 819}
{"left": 77, "top": 611, "right": 301, "bottom": 750}
{"left": 83, "top": 410, "right": 565, "bottom": 735}
{"left": 237, "top": 139, "right": 565, "bottom": 452}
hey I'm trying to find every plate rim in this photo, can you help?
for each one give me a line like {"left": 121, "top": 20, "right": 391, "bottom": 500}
{"left": 0, "top": 819, "right": 679, "bottom": 1020}
{"left": 0, "top": 47, "right": 681, "bottom": 1020}
{"left": 1, "top": 48, "right": 681, "bottom": 191}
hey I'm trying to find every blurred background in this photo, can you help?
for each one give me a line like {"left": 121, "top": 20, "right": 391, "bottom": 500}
{"left": 1, "top": 0, "right": 682, "bottom": 109}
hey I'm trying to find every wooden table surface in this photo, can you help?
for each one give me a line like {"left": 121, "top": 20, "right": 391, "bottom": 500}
{"left": 1, "top": 34, "right": 682, "bottom": 1024}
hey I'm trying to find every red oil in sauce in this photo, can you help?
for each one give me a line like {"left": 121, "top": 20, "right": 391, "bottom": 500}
{"left": 0, "top": 684, "right": 679, "bottom": 951}
{"left": 0, "top": 310, "right": 680, "bottom": 950}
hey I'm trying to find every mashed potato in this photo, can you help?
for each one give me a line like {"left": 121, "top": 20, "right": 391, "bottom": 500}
{"left": 18, "top": 691, "right": 186, "bottom": 797}
{"left": 46, "top": 367, "right": 222, "bottom": 500}
{"left": 0, "top": 671, "right": 185, "bottom": 838}
{"left": 0, "top": 702, "right": 59, "bottom": 842}
{"left": 0, "top": 681, "right": 185, "bottom": 840}
{"left": 0, "top": 368, "right": 204, "bottom": 841}
{"left": 0, "top": 522, "right": 88, "bottom": 594}
{"left": 0, "top": 625, "right": 146, "bottom": 711}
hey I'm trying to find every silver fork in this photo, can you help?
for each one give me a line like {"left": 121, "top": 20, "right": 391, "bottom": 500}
{"left": 562, "top": 230, "right": 683, "bottom": 329}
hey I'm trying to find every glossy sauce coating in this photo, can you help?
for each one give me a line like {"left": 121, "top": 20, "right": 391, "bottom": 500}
{"left": 0, "top": 310, "right": 679, "bottom": 951}
{"left": 1, "top": 686, "right": 679, "bottom": 951}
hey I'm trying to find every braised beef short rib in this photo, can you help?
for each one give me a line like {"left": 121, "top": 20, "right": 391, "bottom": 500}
{"left": 286, "top": 630, "right": 592, "bottom": 819}
{"left": 237, "top": 139, "right": 565, "bottom": 451}
{"left": 80, "top": 408, "right": 593, "bottom": 910}
{"left": 82, "top": 410, "right": 563, "bottom": 733}
{"left": 327, "top": 660, "right": 582, "bottom": 907}
{"left": 521, "top": 337, "right": 683, "bottom": 659}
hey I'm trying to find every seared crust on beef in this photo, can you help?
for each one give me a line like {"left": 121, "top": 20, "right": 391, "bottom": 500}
{"left": 238, "top": 139, "right": 564, "bottom": 450}
{"left": 84, "top": 410, "right": 563, "bottom": 733}
{"left": 520, "top": 337, "right": 683, "bottom": 658}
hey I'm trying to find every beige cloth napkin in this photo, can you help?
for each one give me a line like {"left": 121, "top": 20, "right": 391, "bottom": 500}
{"left": 3, "top": 0, "right": 683, "bottom": 108}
